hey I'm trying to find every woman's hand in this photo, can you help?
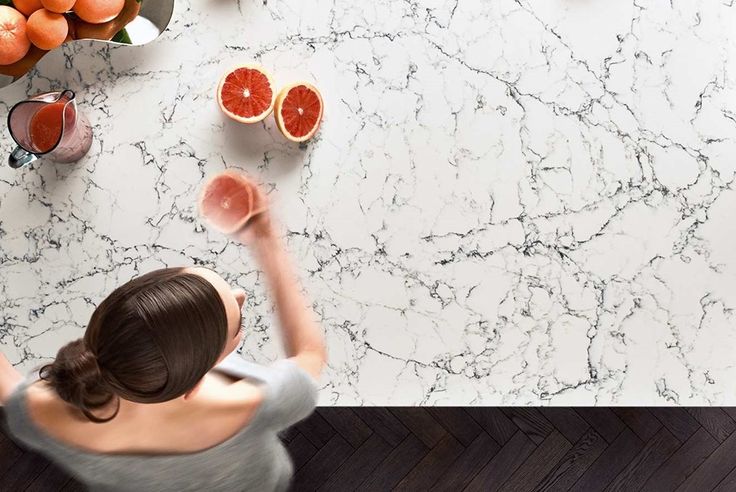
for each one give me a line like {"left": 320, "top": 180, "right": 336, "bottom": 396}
{"left": 231, "top": 181, "right": 275, "bottom": 247}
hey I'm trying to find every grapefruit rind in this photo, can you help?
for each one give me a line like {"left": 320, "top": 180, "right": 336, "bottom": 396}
{"left": 216, "top": 64, "right": 276, "bottom": 125}
{"left": 274, "top": 82, "right": 323, "bottom": 143}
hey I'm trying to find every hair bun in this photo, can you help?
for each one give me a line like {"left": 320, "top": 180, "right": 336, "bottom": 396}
{"left": 39, "top": 338, "right": 119, "bottom": 423}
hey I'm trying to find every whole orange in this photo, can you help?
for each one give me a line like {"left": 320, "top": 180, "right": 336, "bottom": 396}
{"left": 73, "top": 0, "right": 123, "bottom": 24}
{"left": 0, "top": 6, "right": 31, "bottom": 65}
{"left": 26, "top": 8, "right": 68, "bottom": 50}
{"left": 11, "top": 0, "right": 43, "bottom": 16}
{"left": 41, "top": 0, "right": 76, "bottom": 14}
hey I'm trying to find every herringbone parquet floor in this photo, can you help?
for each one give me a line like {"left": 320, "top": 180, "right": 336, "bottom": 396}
{"left": 2, "top": 407, "right": 736, "bottom": 491}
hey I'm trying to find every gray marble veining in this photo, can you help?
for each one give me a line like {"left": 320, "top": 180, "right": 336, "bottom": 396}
{"left": 1, "top": 0, "right": 736, "bottom": 405}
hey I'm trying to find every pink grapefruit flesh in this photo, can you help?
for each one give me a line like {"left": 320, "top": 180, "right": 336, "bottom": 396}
{"left": 199, "top": 170, "right": 260, "bottom": 234}
{"left": 217, "top": 65, "right": 275, "bottom": 124}
{"left": 274, "top": 82, "right": 323, "bottom": 142}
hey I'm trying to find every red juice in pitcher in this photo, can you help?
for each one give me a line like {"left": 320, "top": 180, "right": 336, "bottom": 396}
{"left": 29, "top": 102, "right": 68, "bottom": 153}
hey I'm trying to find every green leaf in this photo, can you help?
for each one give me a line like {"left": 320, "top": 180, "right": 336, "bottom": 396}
{"left": 2, "top": 0, "right": 14, "bottom": 6}
{"left": 111, "top": 28, "right": 132, "bottom": 44}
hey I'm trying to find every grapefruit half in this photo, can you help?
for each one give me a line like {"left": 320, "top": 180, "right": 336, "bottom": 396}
{"left": 274, "top": 82, "right": 323, "bottom": 143}
{"left": 199, "top": 169, "right": 264, "bottom": 234}
{"left": 217, "top": 64, "right": 275, "bottom": 124}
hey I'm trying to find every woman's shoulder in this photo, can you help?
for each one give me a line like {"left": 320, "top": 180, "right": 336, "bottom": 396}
{"left": 200, "top": 371, "right": 266, "bottom": 408}
{"left": 211, "top": 356, "right": 319, "bottom": 428}
{"left": 25, "top": 380, "right": 76, "bottom": 422}
{"left": 21, "top": 376, "right": 267, "bottom": 455}
{"left": 26, "top": 374, "right": 265, "bottom": 420}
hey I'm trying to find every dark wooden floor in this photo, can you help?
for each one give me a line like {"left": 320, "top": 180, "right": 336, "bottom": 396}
{"left": 2, "top": 407, "right": 736, "bottom": 491}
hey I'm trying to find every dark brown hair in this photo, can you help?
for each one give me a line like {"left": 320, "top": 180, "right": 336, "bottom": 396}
{"left": 38, "top": 267, "right": 229, "bottom": 423}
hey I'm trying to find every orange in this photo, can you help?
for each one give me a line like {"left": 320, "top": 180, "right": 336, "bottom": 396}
{"left": 41, "top": 0, "right": 76, "bottom": 14}
{"left": 216, "top": 64, "right": 276, "bottom": 124}
{"left": 73, "top": 0, "right": 123, "bottom": 24}
{"left": 26, "top": 8, "right": 68, "bottom": 50}
{"left": 73, "top": 0, "right": 140, "bottom": 41}
{"left": 0, "top": 6, "right": 30, "bottom": 65}
{"left": 12, "top": 0, "right": 43, "bottom": 16}
{"left": 273, "top": 82, "right": 324, "bottom": 142}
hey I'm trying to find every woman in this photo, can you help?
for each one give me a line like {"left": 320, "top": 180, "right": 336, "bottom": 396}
{"left": 0, "top": 183, "right": 327, "bottom": 491}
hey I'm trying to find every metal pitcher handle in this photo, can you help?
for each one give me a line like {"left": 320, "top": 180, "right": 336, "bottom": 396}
{"left": 8, "top": 146, "right": 38, "bottom": 169}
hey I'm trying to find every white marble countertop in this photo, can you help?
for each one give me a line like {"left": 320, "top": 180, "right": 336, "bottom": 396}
{"left": 1, "top": 0, "right": 736, "bottom": 405}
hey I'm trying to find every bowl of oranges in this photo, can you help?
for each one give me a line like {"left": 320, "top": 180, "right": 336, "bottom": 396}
{"left": 0, "top": 0, "right": 173, "bottom": 86}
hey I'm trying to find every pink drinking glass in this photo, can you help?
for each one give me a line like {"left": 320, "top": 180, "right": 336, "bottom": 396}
{"left": 198, "top": 169, "right": 267, "bottom": 235}
{"left": 7, "top": 90, "right": 93, "bottom": 169}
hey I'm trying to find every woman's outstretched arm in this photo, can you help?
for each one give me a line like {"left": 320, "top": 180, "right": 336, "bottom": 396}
{"left": 235, "top": 205, "right": 327, "bottom": 381}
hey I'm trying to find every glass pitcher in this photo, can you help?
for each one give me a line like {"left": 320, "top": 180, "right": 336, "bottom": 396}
{"left": 7, "top": 90, "right": 93, "bottom": 169}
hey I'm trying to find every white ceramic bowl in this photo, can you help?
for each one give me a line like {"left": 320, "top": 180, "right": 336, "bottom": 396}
{"left": 0, "top": 0, "right": 175, "bottom": 89}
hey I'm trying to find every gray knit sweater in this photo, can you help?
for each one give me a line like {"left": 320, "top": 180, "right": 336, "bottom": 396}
{"left": 3, "top": 353, "right": 318, "bottom": 492}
